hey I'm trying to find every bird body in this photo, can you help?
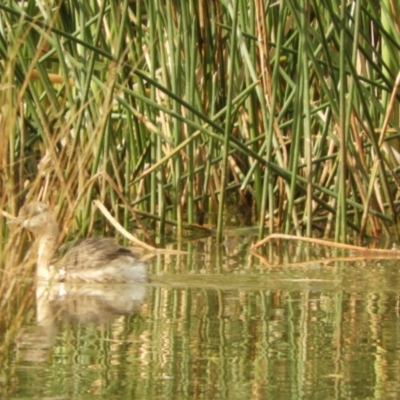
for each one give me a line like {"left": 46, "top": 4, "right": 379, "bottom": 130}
{"left": 9, "top": 203, "right": 148, "bottom": 283}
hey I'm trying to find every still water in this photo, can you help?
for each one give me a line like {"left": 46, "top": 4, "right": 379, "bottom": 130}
{"left": 2, "top": 234, "right": 400, "bottom": 399}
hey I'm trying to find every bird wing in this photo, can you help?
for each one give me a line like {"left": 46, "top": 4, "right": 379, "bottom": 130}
{"left": 61, "top": 238, "right": 136, "bottom": 272}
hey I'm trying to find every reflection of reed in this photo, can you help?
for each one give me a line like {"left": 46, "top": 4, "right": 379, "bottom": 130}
{"left": 0, "top": 228, "right": 39, "bottom": 368}
{"left": 141, "top": 283, "right": 400, "bottom": 399}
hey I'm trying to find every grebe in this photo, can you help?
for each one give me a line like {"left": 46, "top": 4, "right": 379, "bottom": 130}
{"left": 8, "top": 202, "right": 148, "bottom": 283}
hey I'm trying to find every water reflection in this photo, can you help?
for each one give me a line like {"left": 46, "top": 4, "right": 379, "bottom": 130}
{"left": 16, "top": 281, "right": 148, "bottom": 364}
{"left": 2, "top": 235, "right": 400, "bottom": 399}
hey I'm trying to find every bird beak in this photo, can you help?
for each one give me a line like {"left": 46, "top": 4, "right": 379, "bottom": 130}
{"left": 7, "top": 215, "right": 25, "bottom": 226}
{"left": 7, "top": 219, "right": 19, "bottom": 226}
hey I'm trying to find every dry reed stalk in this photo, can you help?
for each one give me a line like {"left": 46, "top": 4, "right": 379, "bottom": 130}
{"left": 252, "top": 233, "right": 400, "bottom": 256}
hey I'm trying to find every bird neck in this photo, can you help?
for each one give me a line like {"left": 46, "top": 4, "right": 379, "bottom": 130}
{"left": 36, "top": 220, "right": 60, "bottom": 280}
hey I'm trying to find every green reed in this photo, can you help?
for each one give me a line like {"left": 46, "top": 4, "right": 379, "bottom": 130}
{"left": 0, "top": 0, "right": 399, "bottom": 246}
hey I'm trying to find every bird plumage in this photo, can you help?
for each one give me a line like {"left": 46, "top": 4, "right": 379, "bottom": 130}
{"left": 9, "top": 203, "right": 148, "bottom": 283}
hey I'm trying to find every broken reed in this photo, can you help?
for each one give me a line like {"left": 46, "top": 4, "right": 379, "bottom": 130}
{"left": 0, "top": 0, "right": 400, "bottom": 244}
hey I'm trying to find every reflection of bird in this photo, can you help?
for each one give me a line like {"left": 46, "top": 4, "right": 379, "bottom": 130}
{"left": 9, "top": 202, "right": 148, "bottom": 283}
{"left": 17, "top": 282, "right": 148, "bottom": 362}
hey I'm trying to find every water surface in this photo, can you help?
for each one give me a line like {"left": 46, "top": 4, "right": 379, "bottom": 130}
{"left": 2, "top": 235, "right": 400, "bottom": 399}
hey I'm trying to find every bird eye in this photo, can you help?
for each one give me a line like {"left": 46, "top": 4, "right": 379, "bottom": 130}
{"left": 33, "top": 207, "right": 43, "bottom": 216}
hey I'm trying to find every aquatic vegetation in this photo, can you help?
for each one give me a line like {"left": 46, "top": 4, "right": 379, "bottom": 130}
{"left": 0, "top": 0, "right": 399, "bottom": 246}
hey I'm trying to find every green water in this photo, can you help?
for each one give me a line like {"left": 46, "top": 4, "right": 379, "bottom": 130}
{"left": 2, "top": 235, "right": 400, "bottom": 399}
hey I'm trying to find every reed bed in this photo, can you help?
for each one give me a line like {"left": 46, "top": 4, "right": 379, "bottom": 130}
{"left": 2, "top": 0, "right": 400, "bottom": 384}
{"left": 0, "top": 0, "right": 399, "bottom": 250}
